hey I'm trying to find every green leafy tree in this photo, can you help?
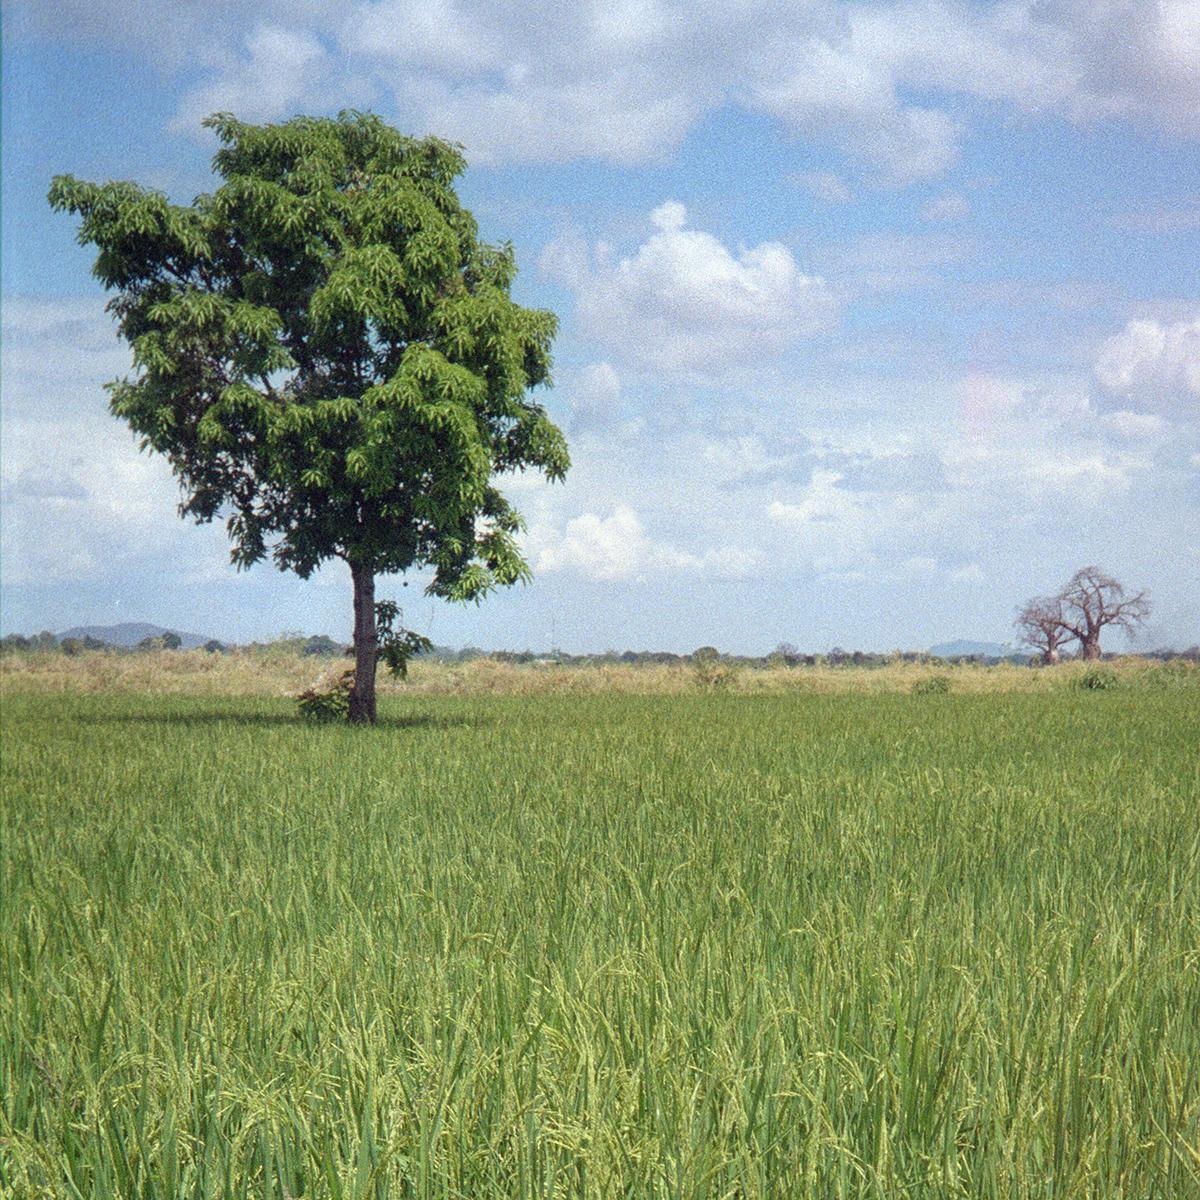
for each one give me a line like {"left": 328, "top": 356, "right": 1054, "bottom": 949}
{"left": 50, "top": 112, "right": 568, "bottom": 722}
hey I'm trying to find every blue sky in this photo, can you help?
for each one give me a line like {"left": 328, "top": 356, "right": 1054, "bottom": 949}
{"left": 3, "top": 0, "right": 1198, "bottom": 654}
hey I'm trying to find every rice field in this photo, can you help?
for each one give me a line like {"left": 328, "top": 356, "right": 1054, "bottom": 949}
{"left": 2, "top": 672, "right": 1198, "bottom": 1197}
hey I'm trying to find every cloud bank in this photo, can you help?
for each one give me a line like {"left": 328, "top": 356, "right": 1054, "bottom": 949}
{"left": 12, "top": 0, "right": 1200, "bottom": 175}
{"left": 544, "top": 202, "right": 837, "bottom": 376}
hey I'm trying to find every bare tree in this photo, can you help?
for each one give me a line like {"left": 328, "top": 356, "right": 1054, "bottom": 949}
{"left": 1015, "top": 595, "right": 1070, "bottom": 665}
{"left": 1058, "top": 566, "right": 1151, "bottom": 660}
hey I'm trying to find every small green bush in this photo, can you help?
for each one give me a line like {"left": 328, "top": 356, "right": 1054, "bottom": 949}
{"left": 912, "top": 674, "right": 951, "bottom": 695}
{"left": 692, "top": 646, "right": 736, "bottom": 692}
{"left": 1076, "top": 667, "right": 1119, "bottom": 691}
{"left": 296, "top": 669, "right": 353, "bottom": 721}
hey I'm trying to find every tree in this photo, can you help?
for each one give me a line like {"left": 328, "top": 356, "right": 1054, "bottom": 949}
{"left": 1014, "top": 566, "right": 1151, "bottom": 663}
{"left": 1058, "top": 565, "right": 1150, "bottom": 660}
{"left": 50, "top": 112, "right": 568, "bottom": 723}
{"left": 1014, "top": 594, "right": 1070, "bottom": 665}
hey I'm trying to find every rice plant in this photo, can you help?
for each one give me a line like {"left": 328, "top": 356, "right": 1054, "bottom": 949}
{"left": 2, "top": 689, "right": 1197, "bottom": 1197}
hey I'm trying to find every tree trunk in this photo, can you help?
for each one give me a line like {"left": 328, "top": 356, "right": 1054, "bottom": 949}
{"left": 1080, "top": 638, "right": 1101, "bottom": 660}
{"left": 349, "top": 560, "right": 377, "bottom": 725}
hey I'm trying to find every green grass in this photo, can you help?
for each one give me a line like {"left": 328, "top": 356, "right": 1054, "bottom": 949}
{"left": 2, "top": 690, "right": 1198, "bottom": 1198}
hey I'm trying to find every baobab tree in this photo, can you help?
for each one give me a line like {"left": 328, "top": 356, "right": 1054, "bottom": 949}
{"left": 1014, "top": 594, "right": 1070, "bottom": 665}
{"left": 1059, "top": 566, "right": 1151, "bottom": 660}
{"left": 1016, "top": 566, "right": 1151, "bottom": 663}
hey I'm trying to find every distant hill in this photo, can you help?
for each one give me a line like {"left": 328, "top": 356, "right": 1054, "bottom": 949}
{"left": 59, "top": 622, "right": 215, "bottom": 650}
{"left": 928, "top": 639, "right": 1016, "bottom": 659}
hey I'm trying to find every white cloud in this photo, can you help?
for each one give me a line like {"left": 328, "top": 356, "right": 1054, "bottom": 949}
{"left": 765, "top": 469, "right": 895, "bottom": 579}
{"left": 343, "top": 0, "right": 500, "bottom": 74}
{"left": 754, "top": 73, "right": 964, "bottom": 183}
{"left": 530, "top": 503, "right": 751, "bottom": 582}
{"left": 12, "top": 0, "right": 1200, "bottom": 173}
{"left": 950, "top": 563, "right": 984, "bottom": 584}
{"left": 400, "top": 73, "right": 699, "bottom": 165}
{"left": 1094, "top": 315, "right": 1200, "bottom": 419}
{"left": 1099, "top": 410, "right": 1168, "bottom": 442}
{"left": 589, "top": 0, "right": 677, "bottom": 51}
{"left": 12, "top": 0, "right": 1195, "bottom": 185}
{"left": 1, "top": 296, "right": 131, "bottom": 421}
{"left": 768, "top": 469, "right": 856, "bottom": 528}
{"left": 1044, "top": 0, "right": 1200, "bottom": 133}
{"left": 170, "top": 24, "right": 357, "bottom": 133}
{"left": 931, "top": 368, "right": 1195, "bottom": 518}
{"left": 546, "top": 202, "right": 837, "bottom": 375}
{"left": 0, "top": 295, "right": 225, "bottom": 588}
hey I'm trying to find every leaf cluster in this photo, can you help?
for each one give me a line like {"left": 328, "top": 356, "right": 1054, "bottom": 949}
{"left": 373, "top": 599, "right": 434, "bottom": 680}
{"left": 48, "top": 112, "right": 568, "bottom": 597}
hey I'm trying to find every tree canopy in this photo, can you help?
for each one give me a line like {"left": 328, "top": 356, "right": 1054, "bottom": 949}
{"left": 50, "top": 111, "right": 569, "bottom": 721}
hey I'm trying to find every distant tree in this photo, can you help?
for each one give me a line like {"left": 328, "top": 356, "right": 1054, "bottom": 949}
{"left": 162, "top": 631, "right": 183, "bottom": 650}
{"left": 1058, "top": 566, "right": 1151, "bottom": 660}
{"left": 1016, "top": 567, "right": 1151, "bottom": 663}
{"left": 1014, "top": 595, "right": 1070, "bottom": 665}
{"left": 50, "top": 111, "right": 567, "bottom": 724}
{"left": 691, "top": 646, "right": 734, "bottom": 691}
{"left": 301, "top": 635, "right": 342, "bottom": 657}
{"left": 773, "top": 642, "right": 800, "bottom": 666}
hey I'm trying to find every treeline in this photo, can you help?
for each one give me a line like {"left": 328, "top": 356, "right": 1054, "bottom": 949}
{"left": 446, "top": 645, "right": 1200, "bottom": 668}
{"left": 0, "top": 631, "right": 225, "bottom": 655}
{"left": 4, "top": 632, "right": 1196, "bottom": 666}
{"left": 0, "top": 631, "right": 345, "bottom": 657}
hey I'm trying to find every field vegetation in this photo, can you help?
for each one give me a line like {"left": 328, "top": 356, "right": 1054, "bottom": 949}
{"left": 3, "top": 644, "right": 1198, "bottom": 700}
{"left": 2, "top": 655, "right": 1198, "bottom": 1197}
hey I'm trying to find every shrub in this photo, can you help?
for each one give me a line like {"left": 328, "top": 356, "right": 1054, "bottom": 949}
{"left": 295, "top": 668, "right": 353, "bottom": 721}
{"left": 912, "top": 675, "right": 951, "bottom": 695}
{"left": 1076, "top": 667, "right": 1119, "bottom": 691}
{"left": 692, "top": 646, "right": 735, "bottom": 692}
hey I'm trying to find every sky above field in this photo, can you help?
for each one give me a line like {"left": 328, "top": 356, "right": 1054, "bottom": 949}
{"left": 3, "top": 0, "right": 1199, "bottom": 654}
